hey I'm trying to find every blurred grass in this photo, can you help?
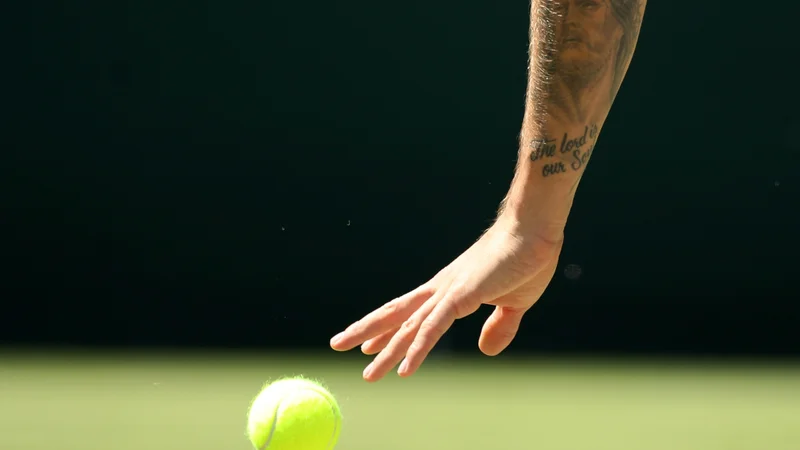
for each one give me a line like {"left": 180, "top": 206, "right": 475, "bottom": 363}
{"left": 1, "top": 350, "right": 799, "bottom": 450}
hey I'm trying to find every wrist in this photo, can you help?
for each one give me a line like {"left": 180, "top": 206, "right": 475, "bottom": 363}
{"left": 497, "top": 156, "right": 582, "bottom": 245}
{"left": 498, "top": 179, "right": 573, "bottom": 245}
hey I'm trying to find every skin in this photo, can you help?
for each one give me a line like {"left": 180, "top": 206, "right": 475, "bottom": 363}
{"left": 549, "top": 0, "right": 625, "bottom": 124}
{"left": 330, "top": 0, "right": 648, "bottom": 382}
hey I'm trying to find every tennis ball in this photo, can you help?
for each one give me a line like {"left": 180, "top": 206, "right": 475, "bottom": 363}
{"left": 246, "top": 377, "right": 342, "bottom": 450}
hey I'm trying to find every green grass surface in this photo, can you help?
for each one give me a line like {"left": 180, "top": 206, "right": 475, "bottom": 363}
{"left": 1, "top": 350, "right": 799, "bottom": 450}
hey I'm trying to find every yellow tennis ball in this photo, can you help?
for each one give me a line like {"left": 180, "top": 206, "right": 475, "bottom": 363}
{"left": 246, "top": 377, "right": 342, "bottom": 450}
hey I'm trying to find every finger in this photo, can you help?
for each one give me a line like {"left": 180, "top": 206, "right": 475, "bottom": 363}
{"left": 399, "top": 291, "right": 480, "bottom": 377}
{"left": 330, "top": 285, "right": 433, "bottom": 351}
{"left": 360, "top": 328, "right": 399, "bottom": 355}
{"left": 478, "top": 305, "right": 526, "bottom": 356}
{"left": 362, "top": 295, "right": 440, "bottom": 382}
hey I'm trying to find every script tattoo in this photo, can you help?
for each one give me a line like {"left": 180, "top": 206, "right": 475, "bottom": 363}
{"left": 530, "top": 124, "right": 599, "bottom": 178}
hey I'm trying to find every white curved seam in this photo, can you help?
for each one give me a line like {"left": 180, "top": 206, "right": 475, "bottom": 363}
{"left": 259, "top": 397, "right": 282, "bottom": 450}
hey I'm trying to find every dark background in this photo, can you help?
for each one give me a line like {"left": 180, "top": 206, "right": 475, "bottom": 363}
{"left": 3, "top": 1, "right": 798, "bottom": 356}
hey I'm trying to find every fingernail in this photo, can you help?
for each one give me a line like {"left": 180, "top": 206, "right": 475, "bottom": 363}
{"left": 330, "top": 333, "right": 343, "bottom": 346}
{"left": 363, "top": 363, "right": 374, "bottom": 379}
{"left": 398, "top": 358, "right": 409, "bottom": 375}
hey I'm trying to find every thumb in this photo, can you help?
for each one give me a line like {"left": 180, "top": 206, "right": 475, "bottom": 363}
{"left": 478, "top": 305, "right": 526, "bottom": 356}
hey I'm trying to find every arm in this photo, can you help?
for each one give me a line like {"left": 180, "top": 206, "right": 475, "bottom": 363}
{"left": 503, "top": 0, "right": 646, "bottom": 237}
{"left": 330, "top": 0, "right": 647, "bottom": 382}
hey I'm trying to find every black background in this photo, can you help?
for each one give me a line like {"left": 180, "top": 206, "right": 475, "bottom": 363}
{"left": 3, "top": 1, "right": 799, "bottom": 356}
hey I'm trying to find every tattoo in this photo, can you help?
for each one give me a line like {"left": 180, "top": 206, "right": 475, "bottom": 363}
{"left": 529, "top": 123, "right": 599, "bottom": 178}
{"left": 534, "top": 0, "right": 644, "bottom": 123}
{"left": 526, "top": 0, "right": 645, "bottom": 178}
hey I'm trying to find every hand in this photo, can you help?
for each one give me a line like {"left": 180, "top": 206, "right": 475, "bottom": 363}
{"left": 329, "top": 216, "right": 564, "bottom": 382}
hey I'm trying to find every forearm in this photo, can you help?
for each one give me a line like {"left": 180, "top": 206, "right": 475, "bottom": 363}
{"left": 502, "top": 0, "right": 647, "bottom": 232}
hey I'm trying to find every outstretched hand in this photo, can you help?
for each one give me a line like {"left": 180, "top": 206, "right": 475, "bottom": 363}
{"left": 329, "top": 217, "right": 564, "bottom": 382}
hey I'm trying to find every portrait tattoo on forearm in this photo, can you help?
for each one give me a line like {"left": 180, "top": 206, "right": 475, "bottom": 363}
{"left": 526, "top": 0, "right": 645, "bottom": 179}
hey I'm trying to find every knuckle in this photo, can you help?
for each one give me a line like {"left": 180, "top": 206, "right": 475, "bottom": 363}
{"left": 447, "top": 281, "right": 468, "bottom": 298}
{"left": 419, "top": 283, "right": 436, "bottom": 297}
{"left": 443, "top": 282, "right": 482, "bottom": 319}
{"left": 400, "top": 318, "right": 417, "bottom": 332}
{"left": 382, "top": 300, "right": 400, "bottom": 316}
{"left": 452, "top": 298, "right": 479, "bottom": 319}
{"left": 451, "top": 302, "right": 471, "bottom": 319}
